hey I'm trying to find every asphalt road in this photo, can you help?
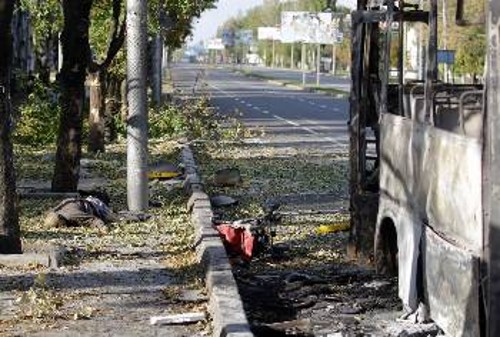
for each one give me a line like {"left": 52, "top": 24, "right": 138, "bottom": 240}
{"left": 172, "top": 63, "right": 350, "bottom": 152}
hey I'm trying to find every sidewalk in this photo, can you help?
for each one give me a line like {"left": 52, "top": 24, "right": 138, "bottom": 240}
{"left": 0, "top": 142, "right": 210, "bottom": 337}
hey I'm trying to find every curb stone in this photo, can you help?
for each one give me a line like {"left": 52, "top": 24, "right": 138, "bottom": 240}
{"left": 234, "top": 69, "right": 348, "bottom": 99}
{"left": 180, "top": 145, "right": 254, "bottom": 337}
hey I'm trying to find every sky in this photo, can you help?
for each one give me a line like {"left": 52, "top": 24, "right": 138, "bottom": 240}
{"left": 190, "top": 0, "right": 355, "bottom": 46}
{"left": 190, "top": 0, "right": 265, "bottom": 45}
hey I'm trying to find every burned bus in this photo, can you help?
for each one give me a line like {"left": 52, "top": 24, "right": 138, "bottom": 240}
{"left": 348, "top": 0, "right": 500, "bottom": 336}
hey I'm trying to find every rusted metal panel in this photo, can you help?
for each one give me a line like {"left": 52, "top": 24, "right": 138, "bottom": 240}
{"left": 379, "top": 114, "right": 483, "bottom": 254}
{"left": 423, "top": 228, "right": 480, "bottom": 337}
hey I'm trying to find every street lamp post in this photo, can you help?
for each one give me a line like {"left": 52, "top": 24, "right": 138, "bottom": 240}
{"left": 126, "top": 0, "right": 149, "bottom": 212}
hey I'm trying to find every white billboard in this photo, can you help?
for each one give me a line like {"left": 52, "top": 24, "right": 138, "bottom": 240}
{"left": 207, "top": 38, "right": 225, "bottom": 51}
{"left": 257, "top": 27, "right": 281, "bottom": 41}
{"left": 281, "top": 11, "right": 336, "bottom": 44}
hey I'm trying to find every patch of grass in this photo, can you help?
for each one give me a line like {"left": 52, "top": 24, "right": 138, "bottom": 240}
{"left": 309, "top": 86, "right": 349, "bottom": 97}
{"left": 194, "top": 140, "right": 351, "bottom": 275}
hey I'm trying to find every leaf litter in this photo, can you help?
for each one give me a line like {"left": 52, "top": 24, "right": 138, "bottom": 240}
{"left": 194, "top": 140, "right": 412, "bottom": 336}
{"left": 0, "top": 141, "right": 209, "bottom": 336}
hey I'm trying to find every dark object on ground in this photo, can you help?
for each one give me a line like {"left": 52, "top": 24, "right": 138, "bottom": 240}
{"left": 44, "top": 196, "right": 115, "bottom": 228}
{"left": 78, "top": 189, "right": 111, "bottom": 205}
{"left": 251, "top": 319, "right": 313, "bottom": 337}
{"left": 117, "top": 211, "right": 152, "bottom": 223}
{"left": 213, "top": 167, "right": 242, "bottom": 186}
{"left": 211, "top": 195, "right": 238, "bottom": 207}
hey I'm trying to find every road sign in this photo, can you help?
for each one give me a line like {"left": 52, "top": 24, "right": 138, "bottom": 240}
{"left": 222, "top": 29, "right": 235, "bottom": 47}
{"left": 236, "top": 30, "right": 254, "bottom": 45}
{"left": 207, "top": 38, "right": 225, "bottom": 51}
{"left": 437, "top": 50, "right": 456, "bottom": 65}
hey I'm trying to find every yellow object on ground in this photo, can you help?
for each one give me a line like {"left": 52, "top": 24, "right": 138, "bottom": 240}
{"left": 316, "top": 221, "right": 350, "bottom": 235}
{"left": 148, "top": 162, "right": 182, "bottom": 180}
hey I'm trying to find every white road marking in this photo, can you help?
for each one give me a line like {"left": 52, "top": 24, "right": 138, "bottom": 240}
{"left": 302, "top": 126, "right": 319, "bottom": 135}
{"left": 207, "top": 81, "right": 346, "bottom": 146}
{"left": 273, "top": 114, "right": 300, "bottom": 127}
{"left": 253, "top": 106, "right": 261, "bottom": 111}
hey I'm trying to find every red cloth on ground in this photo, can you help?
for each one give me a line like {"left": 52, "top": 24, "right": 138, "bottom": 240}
{"left": 215, "top": 224, "right": 256, "bottom": 261}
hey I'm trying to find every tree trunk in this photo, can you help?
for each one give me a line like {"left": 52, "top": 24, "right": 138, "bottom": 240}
{"left": 52, "top": 0, "right": 93, "bottom": 192}
{"left": 104, "top": 75, "right": 121, "bottom": 142}
{"left": 120, "top": 77, "right": 128, "bottom": 122}
{"left": 152, "top": 34, "right": 163, "bottom": 106}
{"left": 88, "top": 71, "right": 106, "bottom": 153}
{"left": 0, "top": 0, "right": 22, "bottom": 254}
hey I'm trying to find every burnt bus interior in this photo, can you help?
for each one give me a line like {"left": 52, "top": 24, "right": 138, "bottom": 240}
{"left": 348, "top": 0, "right": 490, "bottom": 335}
{"left": 348, "top": 0, "right": 485, "bottom": 263}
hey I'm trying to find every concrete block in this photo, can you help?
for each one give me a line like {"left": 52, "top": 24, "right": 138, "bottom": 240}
{"left": 0, "top": 244, "right": 66, "bottom": 268}
{"left": 150, "top": 312, "right": 206, "bottom": 325}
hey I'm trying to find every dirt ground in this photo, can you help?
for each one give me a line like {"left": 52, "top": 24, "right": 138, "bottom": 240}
{"left": 0, "top": 142, "right": 210, "bottom": 337}
{"left": 195, "top": 140, "right": 441, "bottom": 337}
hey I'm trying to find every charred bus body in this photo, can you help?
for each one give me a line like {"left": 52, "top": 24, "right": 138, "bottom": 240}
{"left": 348, "top": 0, "right": 500, "bottom": 336}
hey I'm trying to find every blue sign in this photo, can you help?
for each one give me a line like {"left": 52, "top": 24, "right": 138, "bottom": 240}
{"left": 437, "top": 50, "right": 455, "bottom": 65}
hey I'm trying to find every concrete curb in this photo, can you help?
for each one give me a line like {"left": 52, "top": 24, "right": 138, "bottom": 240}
{"left": 0, "top": 244, "right": 66, "bottom": 268}
{"left": 181, "top": 145, "right": 254, "bottom": 337}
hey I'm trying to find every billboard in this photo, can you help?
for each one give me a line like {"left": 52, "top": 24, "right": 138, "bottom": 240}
{"left": 281, "top": 11, "right": 340, "bottom": 44}
{"left": 207, "top": 38, "right": 225, "bottom": 51}
{"left": 222, "top": 29, "right": 235, "bottom": 47}
{"left": 236, "top": 29, "right": 254, "bottom": 45}
{"left": 258, "top": 27, "right": 281, "bottom": 41}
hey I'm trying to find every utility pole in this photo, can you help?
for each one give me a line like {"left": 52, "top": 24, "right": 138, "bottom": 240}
{"left": 126, "top": 0, "right": 149, "bottom": 212}
{"left": 291, "top": 43, "right": 294, "bottom": 69}
{"left": 152, "top": 34, "right": 163, "bottom": 105}
{"left": 331, "top": 42, "right": 337, "bottom": 75}
{"left": 418, "top": 0, "right": 425, "bottom": 79}
{"left": 302, "top": 43, "right": 306, "bottom": 86}
{"left": 272, "top": 38, "right": 276, "bottom": 68}
{"left": 316, "top": 43, "right": 321, "bottom": 86}
{"left": 442, "top": 0, "right": 449, "bottom": 82}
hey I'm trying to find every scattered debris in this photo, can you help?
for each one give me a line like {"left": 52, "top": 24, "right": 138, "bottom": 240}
{"left": 44, "top": 195, "right": 115, "bottom": 229}
{"left": 150, "top": 312, "right": 206, "bottom": 325}
{"left": 148, "top": 162, "right": 183, "bottom": 180}
{"left": 315, "top": 221, "right": 350, "bottom": 235}
{"left": 213, "top": 167, "right": 242, "bottom": 186}
{"left": 179, "top": 289, "right": 208, "bottom": 303}
{"left": 211, "top": 195, "right": 238, "bottom": 207}
{"left": 252, "top": 319, "right": 313, "bottom": 337}
{"left": 213, "top": 202, "right": 281, "bottom": 261}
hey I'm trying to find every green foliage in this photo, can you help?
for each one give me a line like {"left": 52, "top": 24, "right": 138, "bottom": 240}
{"left": 454, "top": 28, "right": 486, "bottom": 77}
{"left": 149, "top": 104, "right": 188, "bottom": 139}
{"left": 19, "top": 0, "right": 63, "bottom": 48}
{"left": 150, "top": 0, "right": 216, "bottom": 49}
{"left": 15, "top": 80, "right": 60, "bottom": 146}
{"left": 149, "top": 97, "right": 246, "bottom": 141}
{"left": 217, "top": 0, "right": 351, "bottom": 68}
